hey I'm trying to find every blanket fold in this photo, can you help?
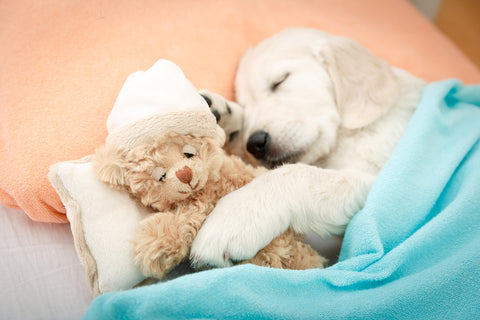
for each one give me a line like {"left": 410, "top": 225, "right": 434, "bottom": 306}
{"left": 84, "top": 80, "right": 480, "bottom": 320}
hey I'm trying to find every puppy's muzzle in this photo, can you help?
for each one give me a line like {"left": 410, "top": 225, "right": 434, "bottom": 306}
{"left": 247, "top": 131, "right": 270, "bottom": 160}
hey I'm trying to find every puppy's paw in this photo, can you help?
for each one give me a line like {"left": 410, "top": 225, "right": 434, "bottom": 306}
{"left": 190, "top": 181, "right": 288, "bottom": 268}
{"left": 199, "top": 89, "right": 244, "bottom": 155}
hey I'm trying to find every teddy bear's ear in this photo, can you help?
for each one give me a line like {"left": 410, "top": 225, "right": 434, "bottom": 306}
{"left": 203, "top": 137, "right": 226, "bottom": 181}
{"left": 92, "top": 143, "right": 131, "bottom": 188}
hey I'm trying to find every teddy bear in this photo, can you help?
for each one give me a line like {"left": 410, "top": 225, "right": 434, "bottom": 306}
{"left": 91, "top": 59, "right": 327, "bottom": 279}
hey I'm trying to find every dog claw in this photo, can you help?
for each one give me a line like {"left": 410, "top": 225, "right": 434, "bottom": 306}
{"left": 223, "top": 252, "right": 231, "bottom": 261}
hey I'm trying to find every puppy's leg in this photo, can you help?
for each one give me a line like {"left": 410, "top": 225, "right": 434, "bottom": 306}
{"left": 198, "top": 90, "right": 245, "bottom": 156}
{"left": 191, "top": 164, "right": 375, "bottom": 268}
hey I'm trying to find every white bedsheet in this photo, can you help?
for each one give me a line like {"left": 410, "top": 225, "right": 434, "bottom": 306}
{"left": 0, "top": 204, "right": 92, "bottom": 320}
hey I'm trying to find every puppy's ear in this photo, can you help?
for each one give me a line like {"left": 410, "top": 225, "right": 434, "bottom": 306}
{"left": 320, "top": 37, "right": 399, "bottom": 129}
{"left": 92, "top": 143, "right": 130, "bottom": 188}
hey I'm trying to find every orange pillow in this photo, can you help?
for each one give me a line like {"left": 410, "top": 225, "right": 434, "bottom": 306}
{"left": 1, "top": 0, "right": 479, "bottom": 223}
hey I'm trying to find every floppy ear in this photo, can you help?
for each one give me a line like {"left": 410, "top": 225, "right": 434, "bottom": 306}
{"left": 92, "top": 143, "right": 131, "bottom": 188}
{"left": 320, "top": 36, "right": 400, "bottom": 129}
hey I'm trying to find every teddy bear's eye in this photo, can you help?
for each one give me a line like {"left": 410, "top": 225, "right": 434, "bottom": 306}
{"left": 183, "top": 145, "right": 196, "bottom": 159}
{"left": 152, "top": 167, "right": 167, "bottom": 182}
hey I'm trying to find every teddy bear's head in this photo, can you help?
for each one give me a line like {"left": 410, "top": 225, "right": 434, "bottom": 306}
{"left": 93, "top": 132, "right": 225, "bottom": 212}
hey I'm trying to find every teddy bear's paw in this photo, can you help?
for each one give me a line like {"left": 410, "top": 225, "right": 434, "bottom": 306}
{"left": 133, "top": 241, "right": 184, "bottom": 279}
{"left": 133, "top": 225, "right": 187, "bottom": 279}
{"left": 294, "top": 246, "right": 329, "bottom": 270}
{"left": 134, "top": 253, "right": 169, "bottom": 279}
{"left": 198, "top": 89, "right": 245, "bottom": 154}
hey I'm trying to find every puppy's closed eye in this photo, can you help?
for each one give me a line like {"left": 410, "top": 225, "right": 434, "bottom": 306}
{"left": 270, "top": 72, "right": 290, "bottom": 92}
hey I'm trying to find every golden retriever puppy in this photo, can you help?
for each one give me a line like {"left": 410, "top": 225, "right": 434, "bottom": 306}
{"left": 191, "top": 28, "right": 426, "bottom": 267}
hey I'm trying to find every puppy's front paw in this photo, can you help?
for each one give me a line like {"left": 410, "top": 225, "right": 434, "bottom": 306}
{"left": 190, "top": 214, "right": 275, "bottom": 269}
{"left": 199, "top": 90, "right": 244, "bottom": 154}
{"left": 190, "top": 183, "right": 287, "bottom": 268}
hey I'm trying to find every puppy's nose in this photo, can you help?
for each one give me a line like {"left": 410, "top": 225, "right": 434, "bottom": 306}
{"left": 176, "top": 166, "right": 193, "bottom": 184}
{"left": 247, "top": 131, "right": 270, "bottom": 159}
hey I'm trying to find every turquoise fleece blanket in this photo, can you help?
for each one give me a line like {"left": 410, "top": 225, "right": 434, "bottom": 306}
{"left": 84, "top": 80, "right": 480, "bottom": 320}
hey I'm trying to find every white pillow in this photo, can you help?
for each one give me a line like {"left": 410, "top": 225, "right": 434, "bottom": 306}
{"left": 49, "top": 158, "right": 150, "bottom": 295}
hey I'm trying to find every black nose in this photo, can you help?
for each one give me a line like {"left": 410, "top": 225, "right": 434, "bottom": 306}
{"left": 247, "top": 131, "right": 270, "bottom": 159}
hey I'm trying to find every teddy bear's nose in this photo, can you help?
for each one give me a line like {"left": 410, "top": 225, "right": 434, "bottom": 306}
{"left": 175, "top": 166, "right": 193, "bottom": 184}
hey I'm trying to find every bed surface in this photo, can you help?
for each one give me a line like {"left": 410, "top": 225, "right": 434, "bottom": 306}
{"left": 0, "top": 204, "right": 91, "bottom": 319}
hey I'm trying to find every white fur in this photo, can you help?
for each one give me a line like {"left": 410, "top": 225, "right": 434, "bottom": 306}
{"left": 191, "top": 28, "right": 425, "bottom": 267}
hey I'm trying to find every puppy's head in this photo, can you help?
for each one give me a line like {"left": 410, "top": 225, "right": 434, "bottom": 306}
{"left": 235, "top": 28, "right": 399, "bottom": 168}
{"left": 93, "top": 133, "right": 225, "bottom": 211}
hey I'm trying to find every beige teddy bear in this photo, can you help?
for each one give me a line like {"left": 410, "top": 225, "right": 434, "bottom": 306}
{"left": 91, "top": 59, "right": 326, "bottom": 279}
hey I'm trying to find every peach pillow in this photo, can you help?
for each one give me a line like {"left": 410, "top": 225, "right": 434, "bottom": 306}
{"left": 1, "top": 0, "right": 479, "bottom": 223}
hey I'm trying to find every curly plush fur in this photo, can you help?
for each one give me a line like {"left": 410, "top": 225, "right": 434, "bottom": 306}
{"left": 93, "top": 132, "right": 326, "bottom": 279}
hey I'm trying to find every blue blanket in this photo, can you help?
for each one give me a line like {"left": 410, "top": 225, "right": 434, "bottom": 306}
{"left": 84, "top": 80, "right": 480, "bottom": 320}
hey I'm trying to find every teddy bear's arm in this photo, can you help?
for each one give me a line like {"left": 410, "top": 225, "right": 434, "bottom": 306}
{"left": 133, "top": 207, "right": 208, "bottom": 279}
{"left": 243, "top": 229, "right": 327, "bottom": 270}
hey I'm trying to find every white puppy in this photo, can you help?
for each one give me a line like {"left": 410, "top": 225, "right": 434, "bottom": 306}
{"left": 191, "top": 28, "right": 425, "bottom": 267}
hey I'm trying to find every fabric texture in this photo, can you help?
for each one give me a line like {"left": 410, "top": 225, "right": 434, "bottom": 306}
{"left": 84, "top": 80, "right": 480, "bottom": 319}
{"left": 106, "top": 59, "right": 224, "bottom": 149}
{"left": 49, "top": 159, "right": 149, "bottom": 295}
{"left": 107, "top": 60, "right": 208, "bottom": 135}
{"left": 0, "top": 204, "right": 92, "bottom": 319}
{"left": 1, "top": 0, "right": 480, "bottom": 223}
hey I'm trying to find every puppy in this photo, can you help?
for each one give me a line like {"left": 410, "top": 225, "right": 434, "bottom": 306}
{"left": 191, "top": 28, "right": 425, "bottom": 267}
